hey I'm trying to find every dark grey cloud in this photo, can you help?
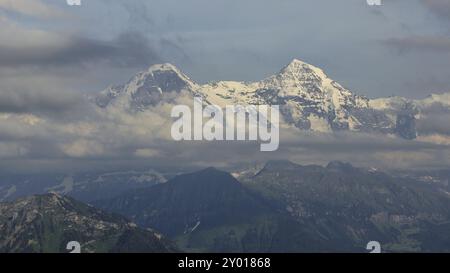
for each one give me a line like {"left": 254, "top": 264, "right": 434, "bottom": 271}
{"left": 108, "top": 32, "right": 163, "bottom": 67}
{"left": 0, "top": 90, "right": 449, "bottom": 173}
{"left": 0, "top": 31, "right": 163, "bottom": 68}
{"left": 422, "top": 0, "right": 450, "bottom": 20}
{"left": 383, "top": 36, "right": 450, "bottom": 53}
{"left": 120, "top": 1, "right": 154, "bottom": 29}
{"left": 159, "top": 37, "right": 192, "bottom": 63}
{"left": 403, "top": 76, "right": 450, "bottom": 96}
{"left": 1, "top": 129, "right": 448, "bottom": 174}
{"left": 0, "top": 88, "right": 81, "bottom": 114}
{"left": 417, "top": 114, "right": 450, "bottom": 136}
{"left": 1, "top": 0, "right": 450, "bottom": 174}
{"left": 416, "top": 102, "right": 450, "bottom": 135}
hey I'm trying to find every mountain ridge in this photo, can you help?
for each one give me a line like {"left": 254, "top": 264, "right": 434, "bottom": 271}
{"left": 93, "top": 58, "right": 439, "bottom": 139}
{"left": 0, "top": 193, "right": 177, "bottom": 253}
{"left": 96, "top": 163, "right": 450, "bottom": 252}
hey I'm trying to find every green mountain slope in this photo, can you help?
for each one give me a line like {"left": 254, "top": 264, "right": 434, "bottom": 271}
{"left": 242, "top": 160, "right": 450, "bottom": 252}
{"left": 97, "top": 163, "right": 450, "bottom": 252}
{"left": 0, "top": 193, "right": 177, "bottom": 253}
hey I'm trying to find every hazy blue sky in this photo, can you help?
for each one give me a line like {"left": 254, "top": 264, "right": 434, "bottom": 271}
{"left": 1, "top": 0, "right": 450, "bottom": 99}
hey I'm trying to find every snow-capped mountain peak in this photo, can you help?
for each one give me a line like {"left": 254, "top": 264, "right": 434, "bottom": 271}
{"left": 278, "top": 58, "right": 325, "bottom": 78}
{"left": 94, "top": 59, "right": 418, "bottom": 138}
{"left": 148, "top": 63, "right": 179, "bottom": 72}
{"left": 129, "top": 63, "right": 197, "bottom": 93}
{"left": 146, "top": 63, "right": 195, "bottom": 86}
{"left": 262, "top": 59, "right": 349, "bottom": 99}
{"left": 96, "top": 63, "right": 197, "bottom": 109}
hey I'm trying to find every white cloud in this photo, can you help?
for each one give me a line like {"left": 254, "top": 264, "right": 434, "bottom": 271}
{"left": 0, "top": 0, "right": 63, "bottom": 18}
{"left": 61, "top": 139, "right": 105, "bottom": 158}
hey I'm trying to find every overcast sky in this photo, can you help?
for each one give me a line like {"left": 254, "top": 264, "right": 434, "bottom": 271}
{"left": 1, "top": 0, "right": 450, "bottom": 173}
{"left": 1, "top": 0, "right": 450, "bottom": 99}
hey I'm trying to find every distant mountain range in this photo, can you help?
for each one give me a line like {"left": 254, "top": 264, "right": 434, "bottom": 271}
{"left": 241, "top": 160, "right": 450, "bottom": 252}
{"left": 94, "top": 59, "right": 450, "bottom": 140}
{"left": 0, "top": 193, "right": 177, "bottom": 253}
{"left": 94, "top": 162, "right": 450, "bottom": 253}
{"left": 95, "top": 167, "right": 330, "bottom": 252}
{"left": 0, "top": 170, "right": 167, "bottom": 203}
{"left": 2, "top": 57, "right": 450, "bottom": 252}
{"left": 3, "top": 161, "right": 450, "bottom": 252}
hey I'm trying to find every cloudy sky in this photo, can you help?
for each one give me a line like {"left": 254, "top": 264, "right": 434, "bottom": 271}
{"left": 1, "top": 0, "right": 450, "bottom": 173}
{"left": 1, "top": 0, "right": 450, "bottom": 99}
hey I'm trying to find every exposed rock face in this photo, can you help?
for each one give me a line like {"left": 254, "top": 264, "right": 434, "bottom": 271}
{"left": 0, "top": 193, "right": 177, "bottom": 253}
{"left": 395, "top": 103, "right": 418, "bottom": 140}
{"left": 93, "top": 59, "right": 443, "bottom": 139}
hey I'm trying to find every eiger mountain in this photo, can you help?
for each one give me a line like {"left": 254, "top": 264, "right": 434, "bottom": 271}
{"left": 94, "top": 59, "right": 450, "bottom": 139}
{"left": 0, "top": 193, "right": 177, "bottom": 253}
{"left": 97, "top": 163, "right": 450, "bottom": 252}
